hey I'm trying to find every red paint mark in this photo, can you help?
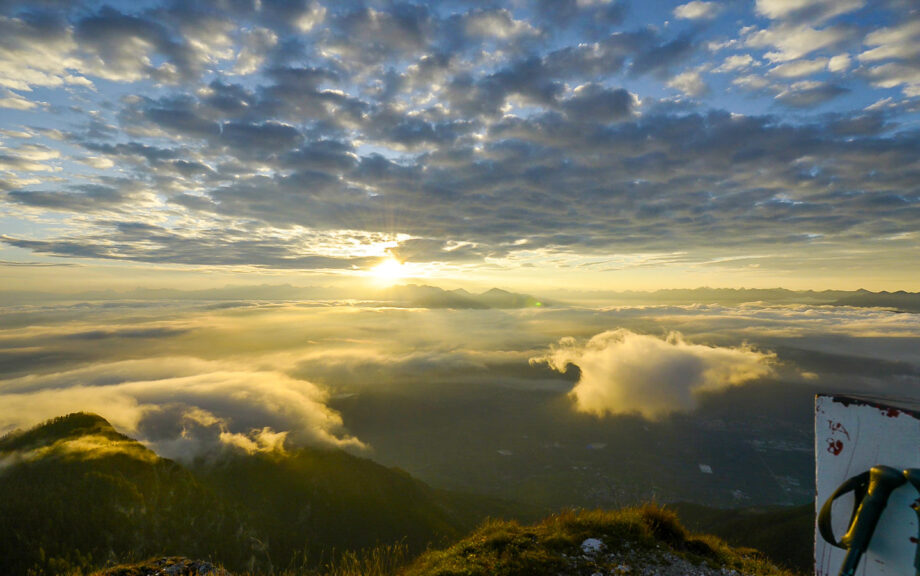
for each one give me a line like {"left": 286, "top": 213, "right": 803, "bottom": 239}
{"left": 827, "top": 439, "right": 844, "bottom": 455}
{"left": 828, "top": 420, "right": 850, "bottom": 440}
{"left": 884, "top": 408, "right": 901, "bottom": 418}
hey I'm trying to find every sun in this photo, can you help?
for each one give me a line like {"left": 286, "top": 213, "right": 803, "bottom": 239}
{"left": 370, "top": 256, "right": 408, "bottom": 285}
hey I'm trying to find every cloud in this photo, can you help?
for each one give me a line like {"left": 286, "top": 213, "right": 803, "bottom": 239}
{"left": 769, "top": 58, "right": 828, "bottom": 78}
{"left": 0, "top": 0, "right": 916, "bottom": 283}
{"left": 0, "top": 357, "right": 365, "bottom": 460}
{"left": 667, "top": 68, "right": 708, "bottom": 97}
{"left": 746, "top": 23, "right": 853, "bottom": 63}
{"left": 562, "top": 83, "right": 636, "bottom": 121}
{"left": 860, "top": 19, "right": 920, "bottom": 62}
{"left": 6, "top": 184, "right": 134, "bottom": 211}
{"left": 630, "top": 33, "right": 697, "bottom": 78}
{"left": 3, "top": 104, "right": 918, "bottom": 274}
{"left": 1, "top": 434, "right": 159, "bottom": 466}
{"left": 0, "top": 297, "right": 917, "bottom": 477}
{"left": 0, "top": 222, "right": 381, "bottom": 270}
{"left": 232, "top": 27, "right": 278, "bottom": 75}
{"left": 827, "top": 53, "right": 851, "bottom": 72}
{"left": 533, "top": 329, "right": 775, "bottom": 419}
{"left": 0, "top": 143, "right": 59, "bottom": 172}
{"left": 321, "top": 4, "right": 434, "bottom": 68}
{"left": 0, "top": 90, "right": 44, "bottom": 110}
{"left": 73, "top": 6, "right": 214, "bottom": 84}
{"left": 673, "top": 2, "right": 721, "bottom": 21}
{"left": 775, "top": 80, "right": 848, "bottom": 107}
{"left": 0, "top": 12, "right": 89, "bottom": 92}
{"left": 858, "top": 19, "right": 920, "bottom": 96}
{"left": 714, "top": 54, "right": 754, "bottom": 73}
{"left": 754, "top": 0, "right": 865, "bottom": 23}
{"left": 462, "top": 9, "right": 539, "bottom": 40}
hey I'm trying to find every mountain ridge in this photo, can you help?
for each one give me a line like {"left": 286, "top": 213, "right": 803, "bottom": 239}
{"left": 4, "top": 285, "right": 918, "bottom": 313}
{"left": 380, "top": 284, "right": 546, "bottom": 309}
{"left": 0, "top": 412, "right": 526, "bottom": 576}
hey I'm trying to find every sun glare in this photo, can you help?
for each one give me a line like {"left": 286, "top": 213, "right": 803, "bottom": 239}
{"left": 370, "top": 256, "right": 407, "bottom": 284}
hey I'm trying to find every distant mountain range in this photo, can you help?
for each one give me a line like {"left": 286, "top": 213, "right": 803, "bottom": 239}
{"left": 378, "top": 285, "right": 546, "bottom": 309}
{"left": 830, "top": 289, "right": 920, "bottom": 312}
{"left": 562, "top": 287, "right": 920, "bottom": 312}
{"left": 0, "top": 413, "right": 520, "bottom": 576}
{"left": 2, "top": 284, "right": 918, "bottom": 312}
{"left": 0, "top": 283, "right": 549, "bottom": 309}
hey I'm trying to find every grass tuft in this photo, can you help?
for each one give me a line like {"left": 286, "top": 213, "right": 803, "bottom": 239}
{"left": 402, "top": 505, "right": 796, "bottom": 576}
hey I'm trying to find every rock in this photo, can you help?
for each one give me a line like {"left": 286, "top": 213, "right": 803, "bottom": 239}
{"left": 95, "top": 556, "right": 232, "bottom": 576}
{"left": 581, "top": 538, "right": 606, "bottom": 557}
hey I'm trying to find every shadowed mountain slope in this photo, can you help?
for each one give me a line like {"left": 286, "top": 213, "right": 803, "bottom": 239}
{"left": 0, "top": 413, "right": 519, "bottom": 576}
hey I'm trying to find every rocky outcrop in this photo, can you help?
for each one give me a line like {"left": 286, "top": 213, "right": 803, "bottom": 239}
{"left": 94, "top": 557, "right": 231, "bottom": 576}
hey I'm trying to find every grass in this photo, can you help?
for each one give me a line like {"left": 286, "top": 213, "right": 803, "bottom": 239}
{"left": 401, "top": 504, "right": 795, "bottom": 576}
{"left": 90, "top": 544, "right": 410, "bottom": 576}
{"left": 87, "top": 504, "right": 798, "bottom": 576}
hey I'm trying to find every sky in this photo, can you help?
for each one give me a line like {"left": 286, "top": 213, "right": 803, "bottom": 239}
{"left": 1, "top": 0, "right": 919, "bottom": 293}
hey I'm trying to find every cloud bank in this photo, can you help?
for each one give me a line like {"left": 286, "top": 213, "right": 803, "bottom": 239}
{"left": 0, "top": 357, "right": 365, "bottom": 460}
{"left": 534, "top": 329, "right": 775, "bottom": 419}
{"left": 1, "top": 299, "right": 916, "bottom": 461}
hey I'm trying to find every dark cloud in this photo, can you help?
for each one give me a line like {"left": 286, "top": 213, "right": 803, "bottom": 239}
{"left": 323, "top": 3, "right": 434, "bottom": 68}
{"left": 532, "top": 0, "right": 627, "bottom": 40}
{"left": 219, "top": 121, "right": 302, "bottom": 154}
{"left": 199, "top": 79, "right": 260, "bottom": 117}
{"left": 775, "top": 82, "right": 849, "bottom": 108}
{"left": 259, "top": 66, "right": 366, "bottom": 126}
{"left": 62, "top": 327, "right": 191, "bottom": 341}
{"left": 124, "top": 95, "right": 221, "bottom": 139}
{"left": 1, "top": 223, "right": 378, "bottom": 270}
{"left": 280, "top": 139, "right": 358, "bottom": 172}
{"left": 75, "top": 6, "right": 198, "bottom": 83}
{"left": 6, "top": 184, "right": 132, "bottom": 212}
{"left": 365, "top": 106, "right": 477, "bottom": 149}
{"left": 388, "top": 238, "right": 494, "bottom": 263}
{"left": 629, "top": 32, "right": 697, "bottom": 78}
{"left": 562, "top": 84, "right": 634, "bottom": 122}
{"left": 824, "top": 112, "right": 890, "bottom": 137}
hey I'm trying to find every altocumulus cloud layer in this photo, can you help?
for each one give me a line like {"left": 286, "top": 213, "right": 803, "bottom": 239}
{"left": 0, "top": 0, "right": 918, "bottom": 283}
{"left": 534, "top": 329, "right": 775, "bottom": 419}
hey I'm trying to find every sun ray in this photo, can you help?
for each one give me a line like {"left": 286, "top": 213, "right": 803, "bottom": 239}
{"left": 369, "top": 256, "right": 407, "bottom": 285}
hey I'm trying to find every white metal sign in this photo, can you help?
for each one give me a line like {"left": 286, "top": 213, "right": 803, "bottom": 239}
{"left": 815, "top": 394, "right": 920, "bottom": 576}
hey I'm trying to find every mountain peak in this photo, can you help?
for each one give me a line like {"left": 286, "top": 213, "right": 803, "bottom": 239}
{"left": 0, "top": 412, "right": 123, "bottom": 453}
{"left": 380, "top": 284, "right": 546, "bottom": 309}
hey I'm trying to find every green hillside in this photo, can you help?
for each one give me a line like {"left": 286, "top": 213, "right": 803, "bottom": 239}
{"left": 0, "top": 413, "right": 517, "bottom": 575}
{"left": 194, "top": 447, "right": 516, "bottom": 565}
{"left": 671, "top": 502, "right": 814, "bottom": 573}
{"left": 0, "top": 413, "right": 246, "bottom": 575}
{"left": 0, "top": 413, "right": 808, "bottom": 576}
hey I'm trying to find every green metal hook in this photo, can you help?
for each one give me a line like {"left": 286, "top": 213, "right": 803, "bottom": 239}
{"left": 902, "top": 468, "right": 920, "bottom": 576}
{"left": 818, "top": 465, "right": 907, "bottom": 576}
